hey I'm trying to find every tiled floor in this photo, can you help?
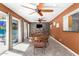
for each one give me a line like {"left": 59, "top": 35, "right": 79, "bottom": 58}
{"left": 1, "top": 51, "right": 22, "bottom": 56}
{"left": 0, "top": 37, "right": 75, "bottom": 56}
{"left": 0, "top": 42, "right": 7, "bottom": 55}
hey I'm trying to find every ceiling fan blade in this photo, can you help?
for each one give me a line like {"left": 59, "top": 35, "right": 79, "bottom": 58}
{"left": 41, "top": 9, "right": 53, "bottom": 12}
{"left": 37, "top": 18, "right": 46, "bottom": 23}
{"left": 21, "top": 5, "right": 35, "bottom": 10}
{"left": 37, "top": 3, "right": 44, "bottom": 10}
{"left": 38, "top": 12, "right": 43, "bottom": 16}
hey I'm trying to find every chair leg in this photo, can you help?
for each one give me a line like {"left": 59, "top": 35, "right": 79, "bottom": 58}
{"left": 34, "top": 47, "right": 45, "bottom": 55}
{"left": 41, "top": 47, "right": 45, "bottom": 55}
{"left": 34, "top": 47, "right": 35, "bottom": 55}
{"left": 43, "top": 47, "right": 45, "bottom": 55}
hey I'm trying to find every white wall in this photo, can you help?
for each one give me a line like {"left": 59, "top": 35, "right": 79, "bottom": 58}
{"left": 18, "top": 19, "right": 23, "bottom": 43}
{"left": 24, "top": 22, "right": 28, "bottom": 40}
{"left": 63, "top": 16, "right": 69, "bottom": 31}
{"left": 6, "top": 13, "right": 13, "bottom": 50}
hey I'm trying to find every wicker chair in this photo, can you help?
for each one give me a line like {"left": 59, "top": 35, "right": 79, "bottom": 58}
{"left": 32, "top": 37, "right": 46, "bottom": 55}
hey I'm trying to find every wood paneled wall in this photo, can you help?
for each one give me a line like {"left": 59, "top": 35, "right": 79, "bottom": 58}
{"left": 50, "top": 3, "right": 79, "bottom": 54}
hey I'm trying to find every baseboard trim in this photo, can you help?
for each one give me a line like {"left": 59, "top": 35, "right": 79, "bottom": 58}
{"left": 50, "top": 36, "right": 79, "bottom": 56}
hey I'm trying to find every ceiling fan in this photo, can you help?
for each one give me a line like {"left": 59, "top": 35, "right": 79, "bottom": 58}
{"left": 37, "top": 18, "right": 46, "bottom": 23}
{"left": 21, "top": 3, "right": 53, "bottom": 16}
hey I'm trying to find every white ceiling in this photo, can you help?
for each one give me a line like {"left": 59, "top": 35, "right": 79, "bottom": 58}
{"left": 3, "top": 3, "right": 73, "bottom": 22}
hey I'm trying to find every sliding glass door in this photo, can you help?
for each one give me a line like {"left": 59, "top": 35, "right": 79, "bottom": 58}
{"left": 0, "top": 18, "right": 6, "bottom": 45}
{"left": 0, "top": 12, "right": 6, "bottom": 46}
{"left": 12, "top": 18, "right": 18, "bottom": 46}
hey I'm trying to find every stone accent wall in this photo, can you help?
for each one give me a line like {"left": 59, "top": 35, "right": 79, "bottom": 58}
{"left": 29, "top": 22, "right": 50, "bottom": 37}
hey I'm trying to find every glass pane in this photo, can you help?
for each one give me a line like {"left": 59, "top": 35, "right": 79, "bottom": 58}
{"left": 0, "top": 18, "right": 6, "bottom": 45}
{"left": 12, "top": 20, "right": 18, "bottom": 46}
